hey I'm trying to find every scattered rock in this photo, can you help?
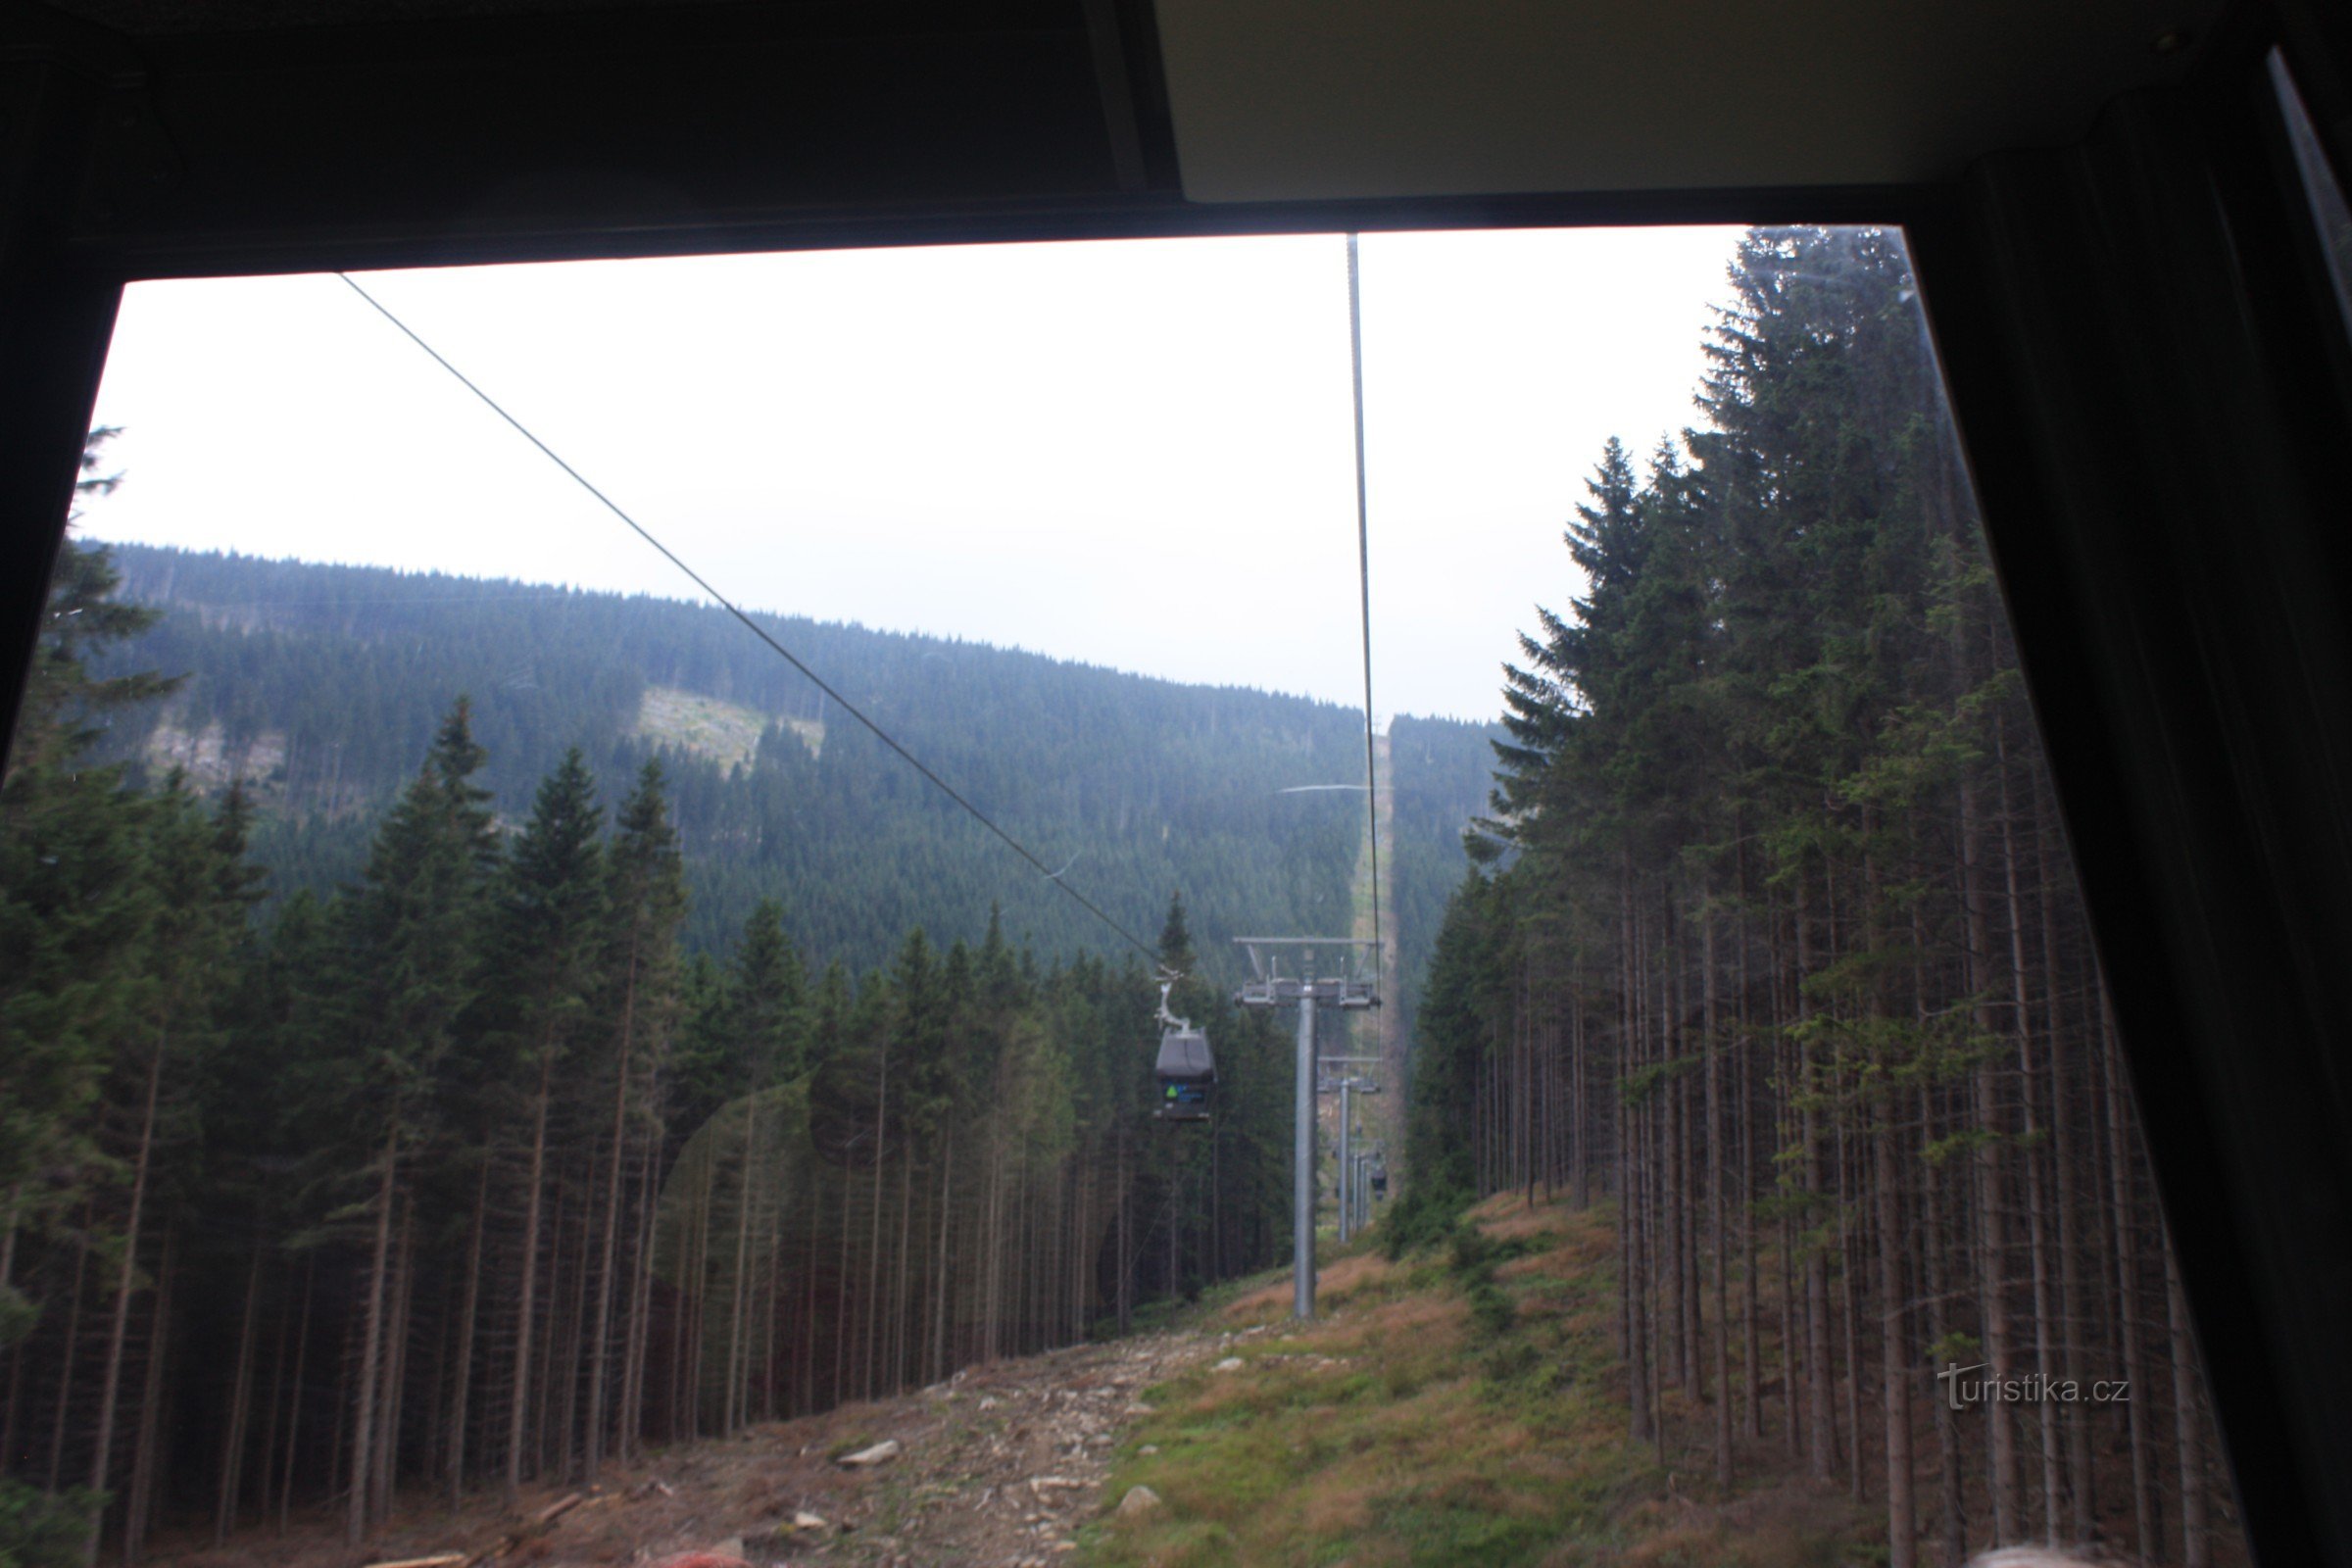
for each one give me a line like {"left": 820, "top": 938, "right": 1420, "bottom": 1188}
{"left": 1139, "top": 1444, "right": 1159, "bottom": 1455}
{"left": 399, "top": 1330, "right": 1218, "bottom": 1568}
{"left": 1212, "top": 1356, "right": 1244, "bottom": 1373}
{"left": 740, "top": 1506, "right": 831, "bottom": 1559}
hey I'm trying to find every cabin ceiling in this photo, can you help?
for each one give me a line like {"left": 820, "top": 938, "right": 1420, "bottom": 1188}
{"left": 1153, "top": 0, "right": 2226, "bottom": 200}
{"left": 6, "top": 0, "right": 2231, "bottom": 270}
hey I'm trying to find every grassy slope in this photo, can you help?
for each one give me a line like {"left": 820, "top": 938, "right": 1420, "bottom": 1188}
{"left": 1084, "top": 1194, "right": 1874, "bottom": 1568}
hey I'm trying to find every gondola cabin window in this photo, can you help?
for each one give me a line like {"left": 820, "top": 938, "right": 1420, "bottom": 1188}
{"left": 0, "top": 226, "right": 2256, "bottom": 1568}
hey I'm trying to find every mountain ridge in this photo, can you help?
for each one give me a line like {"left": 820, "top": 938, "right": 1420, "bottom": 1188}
{"left": 86, "top": 541, "right": 1499, "bottom": 1023}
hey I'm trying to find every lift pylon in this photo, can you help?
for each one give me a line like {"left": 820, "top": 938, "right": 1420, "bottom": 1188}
{"left": 1232, "top": 937, "right": 1380, "bottom": 1319}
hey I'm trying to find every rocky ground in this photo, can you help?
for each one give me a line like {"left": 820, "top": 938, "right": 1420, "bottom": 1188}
{"left": 151, "top": 1326, "right": 1242, "bottom": 1568}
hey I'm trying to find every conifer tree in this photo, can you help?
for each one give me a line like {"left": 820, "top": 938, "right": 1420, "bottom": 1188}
{"left": 1409, "top": 225, "right": 2232, "bottom": 1568}
{"left": 583, "top": 760, "right": 685, "bottom": 1476}
{"left": 332, "top": 701, "right": 498, "bottom": 1544}
{"left": 485, "top": 749, "right": 605, "bottom": 1506}
{"left": 0, "top": 535, "right": 172, "bottom": 1277}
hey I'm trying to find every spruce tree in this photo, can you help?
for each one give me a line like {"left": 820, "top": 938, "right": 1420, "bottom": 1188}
{"left": 326, "top": 701, "right": 500, "bottom": 1544}
{"left": 727, "top": 900, "right": 807, "bottom": 1085}
{"left": 484, "top": 748, "right": 605, "bottom": 1506}
{"left": 582, "top": 760, "right": 686, "bottom": 1476}
{"left": 0, "top": 538, "right": 172, "bottom": 1273}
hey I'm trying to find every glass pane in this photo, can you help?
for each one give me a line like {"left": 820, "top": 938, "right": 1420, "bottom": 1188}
{"left": 2273, "top": 48, "right": 2352, "bottom": 337}
{"left": 1, "top": 226, "right": 2252, "bottom": 1568}
{"left": 1426, "top": 224, "right": 2251, "bottom": 1568}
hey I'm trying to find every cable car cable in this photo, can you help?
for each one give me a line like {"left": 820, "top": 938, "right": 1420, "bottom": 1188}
{"left": 335, "top": 270, "right": 1163, "bottom": 967}
{"left": 1345, "top": 234, "right": 1383, "bottom": 977}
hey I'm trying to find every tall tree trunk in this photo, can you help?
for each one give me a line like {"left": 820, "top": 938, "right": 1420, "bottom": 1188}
{"left": 0, "top": 1185, "right": 18, "bottom": 1306}
{"left": 933, "top": 1128, "right": 956, "bottom": 1385}
{"left": 1921, "top": 1081, "right": 1965, "bottom": 1568}
{"left": 1961, "top": 779, "right": 2018, "bottom": 1542}
{"left": 619, "top": 1129, "right": 661, "bottom": 1461}
{"left": 681, "top": 1145, "right": 714, "bottom": 1438}
{"left": 1620, "top": 871, "right": 1651, "bottom": 1446}
{"left": 1878, "top": 1108, "right": 1914, "bottom": 1568}
{"left": 894, "top": 1139, "right": 915, "bottom": 1394}
{"left": 764, "top": 1152, "right": 785, "bottom": 1418}
{"left": 214, "top": 1244, "right": 268, "bottom": 1543}
{"left": 1995, "top": 719, "right": 2061, "bottom": 1541}
{"left": 0, "top": 1187, "right": 20, "bottom": 1466}
{"left": 422, "top": 1273, "right": 448, "bottom": 1491}
{"left": 1796, "top": 875, "right": 1835, "bottom": 1482}
{"left": 1659, "top": 928, "right": 1683, "bottom": 1391}
{"left": 346, "top": 1123, "right": 400, "bottom": 1549}
{"left": 835, "top": 1135, "right": 857, "bottom": 1399}
{"left": 257, "top": 1273, "right": 289, "bottom": 1528}
{"left": 506, "top": 1046, "right": 555, "bottom": 1507}
{"left": 373, "top": 1202, "right": 416, "bottom": 1530}
{"left": 865, "top": 1049, "right": 890, "bottom": 1400}
{"left": 1771, "top": 907, "right": 1799, "bottom": 1460}
{"left": 554, "top": 1171, "right": 588, "bottom": 1480}
{"left": 1838, "top": 1099, "right": 1864, "bottom": 1501}
{"left": 1704, "top": 903, "right": 1731, "bottom": 1489}
{"left": 86, "top": 1036, "right": 167, "bottom": 1566}
{"left": 327, "top": 1309, "right": 353, "bottom": 1528}
{"left": 725, "top": 1099, "right": 759, "bottom": 1435}
{"left": 585, "top": 955, "right": 638, "bottom": 1477}
{"left": 121, "top": 1232, "right": 173, "bottom": 1567}
{"left": 447, "top": 1161, "right": 488, "bottom": 1510}
{"left": 277, "top": 1255, "right": 315, "bottom": 1537}
{"left": 1573, "top": 982, "right": 1592, "bottom": 1209}
{"left": 1735, "top": 866, "right": 1760, "bottom": 1441}
{"left": 1113, "top": 1130, "right": 1130, "bottom": 1338}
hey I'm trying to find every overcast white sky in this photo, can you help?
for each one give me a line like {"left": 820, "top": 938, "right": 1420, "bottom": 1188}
{"left": 80, "top": 226, "right": 1743, "bottom": 723}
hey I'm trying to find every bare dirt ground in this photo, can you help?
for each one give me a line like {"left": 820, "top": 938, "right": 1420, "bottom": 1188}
{"left": 150, "top": 1327, "right": 1229, "bottom": 1568}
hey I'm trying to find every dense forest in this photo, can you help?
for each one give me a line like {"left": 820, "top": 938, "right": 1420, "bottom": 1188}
{"left": 1398, "top": 225, "right": 2240, "bottom": 1568}
{"left": 2, "top": 437, "right": 1503, "bottom": 1559}
{"left": 85, "top": 543, "right": 1493, "bottom": 1016}
{"left": 1, "top": 520, "right": 1323, "bottom": 1562}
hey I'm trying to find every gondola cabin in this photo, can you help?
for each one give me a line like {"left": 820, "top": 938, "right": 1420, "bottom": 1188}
{"left": 1155, "top": 1025, "right": 1215, "bottom": 1122}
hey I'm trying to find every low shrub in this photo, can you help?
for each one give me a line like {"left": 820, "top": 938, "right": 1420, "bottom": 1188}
{"left": 0, "top": 1481, "right": 98, "bottom": 1568}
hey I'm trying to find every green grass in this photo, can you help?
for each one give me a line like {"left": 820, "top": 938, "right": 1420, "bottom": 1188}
{"left": 1076, "top": 1196, "right": 1876, "bottom": 1568}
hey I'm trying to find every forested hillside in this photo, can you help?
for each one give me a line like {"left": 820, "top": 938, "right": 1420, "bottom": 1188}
{"left": 0, "top": 451, "right": 1510, "bottom": 1561}
{"left": 2, "top": 525, "right": 1345, "bottom": 1562}
{"left": 1400, "top": 227, "right": 2244, "bottom": 1568}
{"left": 86, "top": 543, "right": 1495, "bottom": 996}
